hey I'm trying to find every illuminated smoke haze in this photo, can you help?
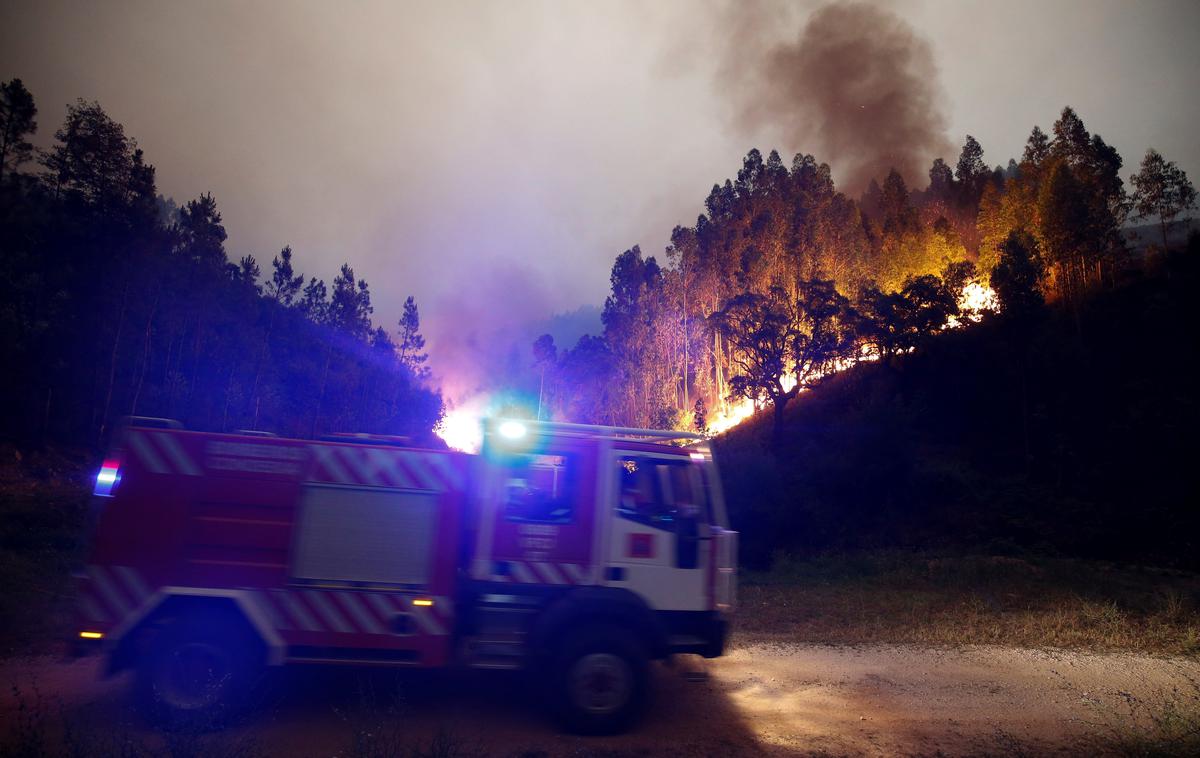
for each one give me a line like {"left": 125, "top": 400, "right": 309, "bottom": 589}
{"left": 717, "top": 0, "right": 953, "bottom": 195}
{"left": 3, "top": 0, "right": 1198, "bottom": 396}
{"left": 425, "top": 262, "right": 555, "bottom": 403}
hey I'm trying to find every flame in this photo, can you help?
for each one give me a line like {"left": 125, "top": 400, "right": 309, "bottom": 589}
{"left": 703, "top": 281, "right": 998, "bottom": 438}
{"left": 706, "top": 374, "right": 799, "bottom": 436}
{"left": 436, "top": 396, "right": 486, "bottom": 453}
{"left": 434, "top": 283, "right": 997, "bottom": 445}
{"left": 707, "top": 396, "right": 760, "bottom": 436}
{"left": 947, "top": 280, "right": 1000, "bottom": 328}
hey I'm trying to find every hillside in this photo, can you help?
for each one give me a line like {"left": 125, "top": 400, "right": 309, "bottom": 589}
{"left": 714, "top": 248, "right": 1200, "bottom": 570}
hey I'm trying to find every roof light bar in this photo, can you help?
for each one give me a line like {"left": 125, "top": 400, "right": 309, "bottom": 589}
{"left": 488, "top": 418, "right": 705, "bottom": 444}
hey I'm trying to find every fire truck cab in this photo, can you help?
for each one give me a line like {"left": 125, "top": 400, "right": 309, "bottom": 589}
{"left": 77, "top": 417, "right": 736, "bottom": 734}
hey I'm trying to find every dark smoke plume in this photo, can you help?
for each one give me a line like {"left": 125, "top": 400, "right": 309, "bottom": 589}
{"left": 719, "top": 1, "right": 952, "bottom": 195}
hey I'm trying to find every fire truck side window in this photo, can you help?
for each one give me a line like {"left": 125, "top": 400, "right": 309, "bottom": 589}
{"left": 503, "top": 453, "right": 575, "bottom": 524}
{"left": 665, "top": 462, "right": 707, "bottom": 523}
{"left": 616, "top": 457, "right": 704, "bottom": 530}
{"left": 617, "top": 457, "right": 711, "bottom": 531}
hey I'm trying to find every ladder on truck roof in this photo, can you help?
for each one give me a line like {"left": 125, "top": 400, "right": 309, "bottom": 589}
{"left": 487, "top": 418, "right": 706, "bottom": 445}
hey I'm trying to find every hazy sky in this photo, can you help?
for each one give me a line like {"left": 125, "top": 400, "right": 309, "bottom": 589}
{"left": 3, "top": 0, "right": 1198, "bottom": 384}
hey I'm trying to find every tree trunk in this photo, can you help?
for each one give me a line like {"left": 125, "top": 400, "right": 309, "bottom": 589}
{"left": 713, "top": 330, "right": 725, "bottom": 412}
{"left": 771, "top": 395, "right": 786, "bottom": 449}
{"left": 98, "top": 281, "right": 131, "bottom": 442}
{"left": 221, "top": 368, "right": 236, "bottom": 431}
{"left": 186, "top": 310, "right": 205, "bottom": 418}
{"left": 537, "top": 366, "right": 545, "bottom": 421}
{"left": 249, "top": 308, "right": 276, "bottom": 429}
{"left": 130, "top": 293, "right": 160, "bottom": 416}
{"left": 311, "top": 345, "right": 333, "bottom": 438}
{"left": 681, "top": 272, "right": 689, "bottom": 412}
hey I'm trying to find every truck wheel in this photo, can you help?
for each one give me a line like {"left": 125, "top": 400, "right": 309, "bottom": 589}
{"left": 136, "top": 614, "right": 263, "bottom": 729}
{"left": 550, "top": 624, "right": 648, "bottom": 735}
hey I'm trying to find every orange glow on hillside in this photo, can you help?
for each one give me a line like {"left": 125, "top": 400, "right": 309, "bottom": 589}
{"left": 708, "top": 282, "right": 995, "bottom": 436}
{"left": 435, "top": 283, "right": 997, "bottom": 446}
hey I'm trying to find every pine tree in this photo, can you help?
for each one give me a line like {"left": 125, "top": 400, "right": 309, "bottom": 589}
{"left": 397, "top": 296, "right": 430, "bottom": 378}
{"left": 0, "top": 78, "right": 37, "bottom": 182}
{"left": 266, "top": 246, "right": 304, "bottom": 306}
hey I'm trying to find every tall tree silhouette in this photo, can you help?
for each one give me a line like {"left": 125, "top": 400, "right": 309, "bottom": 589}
{"left": 0, "top": 79, "right": 37, "bottom": 183}
{"left": 1131, "top": 148, "right": 1197, "bottom": 250}
{"left": 266, "top": 246, "right": 304, "bottom": 306}
{"left": 397, "top": 295, "right": 429, "bottom": 378}
{"left": 0, "top": 84, "right": 443, "bottom": 446}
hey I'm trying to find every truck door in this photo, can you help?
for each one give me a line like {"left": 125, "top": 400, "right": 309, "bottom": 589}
{"left": 604, "top": 453, "right": 710, "bottom": 611}
{"left": 474, "top": 435, "right": 598, "bottom": 585}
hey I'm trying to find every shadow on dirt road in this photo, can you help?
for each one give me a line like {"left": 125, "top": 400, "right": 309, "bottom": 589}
{"left": 2, "top": 653, "right": 789, "bottom": 757}
{"left": 6, "top": 642, "right": 1200, "bottom": 756}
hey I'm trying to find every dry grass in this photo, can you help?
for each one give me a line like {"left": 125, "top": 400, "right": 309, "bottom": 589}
{"left": 734, "top": 553, "right": 1200, "bottom": 656}
{"left": 0, "top": 446, "right": 92, "bottom": 657}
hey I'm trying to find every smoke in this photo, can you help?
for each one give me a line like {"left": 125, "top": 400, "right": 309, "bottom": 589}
{"left": 422, "top": 262, "right": 548, "bottom": 404}
{"left": 424, "top": 261, "right": 600, "bottom": 407}
{"left": 717, "top": 0, "right": 952, "bottom": 195}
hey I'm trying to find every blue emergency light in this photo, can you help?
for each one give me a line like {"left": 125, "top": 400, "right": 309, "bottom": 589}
{"left": 94, "top": 459, "right": 121, "bottom": 497}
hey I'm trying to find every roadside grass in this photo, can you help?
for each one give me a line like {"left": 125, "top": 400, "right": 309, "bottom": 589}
{"left": 3, "top": 448, "right": 1199, "bottom": 659}
{"left": 0, "top": 446, "right": 92, "bottom": 658}
{"left": 734, "top": 552, "right": 1200, "bottom": 656}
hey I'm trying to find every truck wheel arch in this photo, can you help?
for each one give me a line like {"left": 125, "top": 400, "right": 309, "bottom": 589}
{"left": 529, "top": 586, "right": 667, "bottom": 660}
{"left": 107, "top": 588, "right": 284, "bottom": 674}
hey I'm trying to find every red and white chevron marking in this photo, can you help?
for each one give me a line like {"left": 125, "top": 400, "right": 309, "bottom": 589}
{"left": 78, "top": 564, "right": 154, "bottom": 625}
{"left": 308, "top": 445, "right": 465, "bottom": 492}
{"left": 489, "top": 560, "right": 589, "bottom": 585}
{"left": 125, "top": 430, "right": 202, "bottom": 476}
{"left": 255, "top": 589, "right": 452, "bottom": 636}
{"left": 78, "top": 565, "right": 453, "bottom": 638}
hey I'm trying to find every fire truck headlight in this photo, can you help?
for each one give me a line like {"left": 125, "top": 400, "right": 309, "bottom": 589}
{"left": 498, "top": 420, "right": 526, "bottom": 440}
{"left": 79, "top": 631, "right": 104, "bottom": 639}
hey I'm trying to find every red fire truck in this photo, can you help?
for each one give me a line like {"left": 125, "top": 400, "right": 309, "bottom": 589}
{"left": 76, "top": 416, "right": 736, "bottom": 733}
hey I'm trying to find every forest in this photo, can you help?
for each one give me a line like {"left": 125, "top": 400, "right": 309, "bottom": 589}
{"left": 716, "top": 246, "right": 1200, "bottom": 568}
{"left": 1, "top": 76, "right": 1196, "bottom": 452}
{"left": 531, "top": 107, "right": 1196, "bottom": 442}
{"left": 0, "top": 79, "right": 443, "bottom": 448}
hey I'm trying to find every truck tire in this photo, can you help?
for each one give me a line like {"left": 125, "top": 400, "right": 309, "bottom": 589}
{"left": 549, "top": 623, "right": 649, "bottom": 735}
{"left": 136, "top": 612, "right": 264, "bottom": 729}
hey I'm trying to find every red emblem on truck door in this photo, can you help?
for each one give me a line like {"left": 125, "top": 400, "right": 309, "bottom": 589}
{"left": 629, "top": 532, "right": 654, "bottom": 559}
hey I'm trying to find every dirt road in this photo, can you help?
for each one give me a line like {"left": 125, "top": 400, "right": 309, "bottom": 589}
{"left": 3, "top": 642, "right": 1198, "bottom": 756}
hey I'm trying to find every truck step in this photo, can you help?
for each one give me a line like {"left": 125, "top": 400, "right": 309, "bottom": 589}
{"left": 463, "top": 635, "right": 526, "bottom": 669}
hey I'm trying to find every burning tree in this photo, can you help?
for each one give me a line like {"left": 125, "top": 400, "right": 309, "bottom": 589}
{"left": 711, "top": 279, "right": 856, "bottom": 445}
{"left": 416, "top": 108, "right": 1144, "bottom": 446}
{"left": 855, "top": 274, "right": 958, "bottom": 361}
